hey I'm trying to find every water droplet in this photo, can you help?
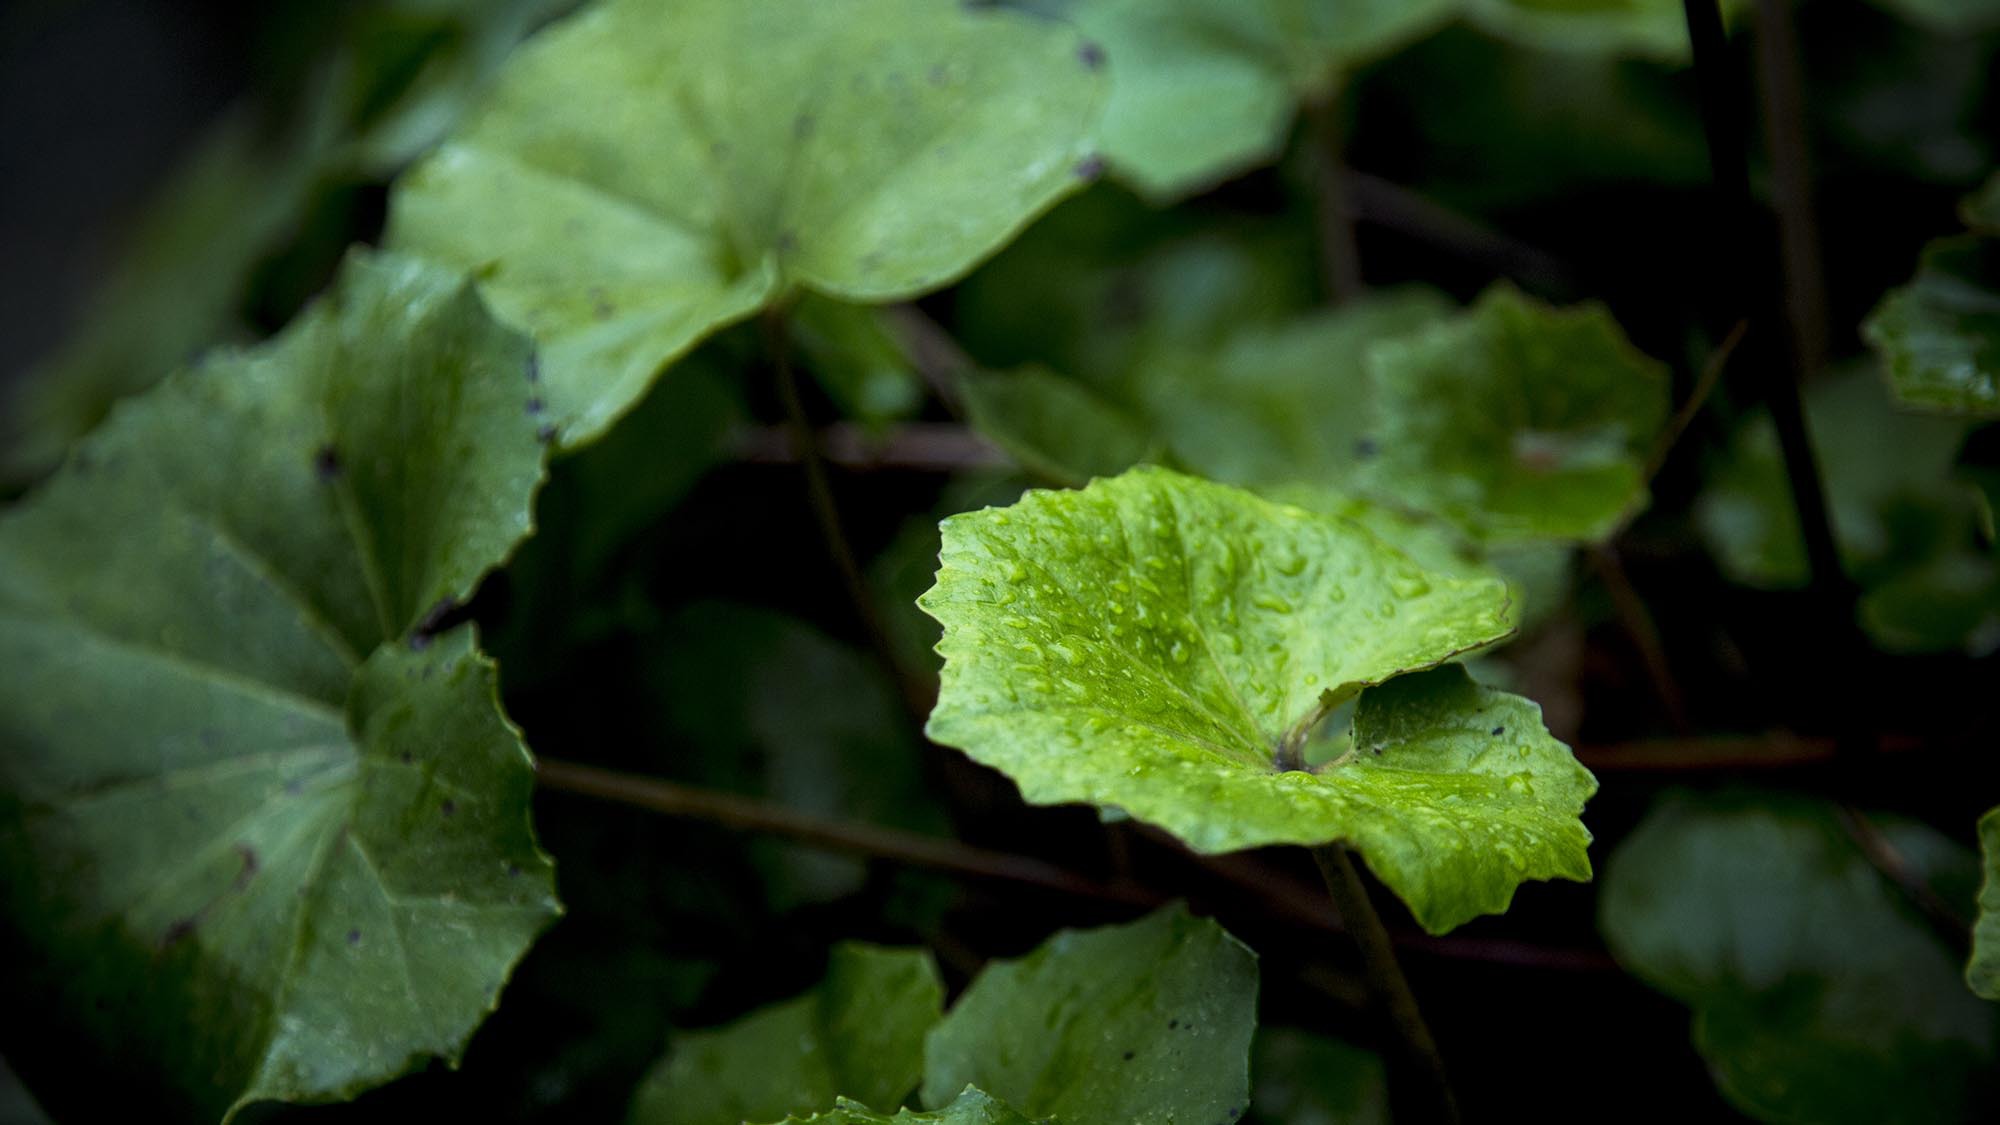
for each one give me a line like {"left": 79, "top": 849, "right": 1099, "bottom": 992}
{"left": 1506, "top": 772, "right": 1535, "bottom": 796}
{"left": 1389, "top": 570, "right": 1431, "bottom": 598}
{"left": 1252, "top": 593, "right": 1293, "bottom": 614}
{"left": 1007, "top": 563, "right": 1028, "bottom": 583}
{"left": 1276, "top": 551, "right": 1307, "bottom": 577}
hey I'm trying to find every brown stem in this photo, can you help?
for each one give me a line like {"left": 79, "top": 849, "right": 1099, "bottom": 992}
{"left": 1644, "top": 318, "right": 1746, "bottom": 483}
{"left": 537, "top": 757, "right": 1153, "bottom": 905}
{"left": 732, "top": 422, "right": 1008, "bottom": 472}
{"left": 1310, "top": 845, "right": 1460, "bottom": 1125}
{"left": 885, "top": 303, "right": 975, "bottom": 415}
{"left": 1576, "top": 732, "right": 1921, "bottom": 771}
{"left": 1345, "top": 169, "right": 1576, "bottom": 297}
{"left": 1753, "top": 0, "right": 1830, "bottom": 381}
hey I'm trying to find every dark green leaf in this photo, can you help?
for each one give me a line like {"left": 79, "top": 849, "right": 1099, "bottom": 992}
{"left": 957, "top": 366, "right": 1159, "bottom": 487}
{"left": 922, "top": 904, "right": 1257, "bottom": 1122}
{"left": 1601, "top": 792, "right": 1998, "bottom": 1123}
{"left": 0, "top": 252, "right": 559, "bottom": 1121}
{"left": 1972, "top": 808, "right": 2000, "bottom": 1001}
{"left": 1249, "top": 1029, "right": 1389, "bottom": 1125}
{"left": 759, "top": 1089, "right": 1043, "bottom": 1125}
{"left": 629, "top": 944, "right": 944, "bottom": 1125}
{"left": 1865, "top": 236, "right": 2000, "bottom": 417}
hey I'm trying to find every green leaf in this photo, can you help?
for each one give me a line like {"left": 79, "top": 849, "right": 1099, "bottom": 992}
{"left": 629, "top": 944, "right": 944, "bottom": 1125}
{"left": 1249, "top": 1029, "right": 1389, "bottom": 1125}
{"left": 922, "top": 904, "right": 1258, "bottom": 1122}
{"left": 1867, "top": 0, "right": 2000, "bottom": 34}
{"left": 389, "top": 0, "right": 1105, "bottom": 445}
{"left": 1463, "top": 0, "right": 1721, "bottom": 58}
{"left": 1972, "top": 808, "right": 2000, "bottom": 1001}
{"left": 957, "top": 366, "right": 1159, "bottom": 487}
{"left": 1965, "top": 174, "right": 2000, "bottom": 234}
{"left": 0, "top": 251, "right": 560, "bottom": 1121}
{"left": 921, "top": 467, "right": 1597, "bottom": 932}
{"left": 760, "top": 1089, "right": 1043, "bottom": 1125}
{"left": 1138, "top": 288, "right": 1456, "bottom": 493}
{"left": 1865, "top": 236, "right": 2000, "bottom": 417}
{"left": 1600, "top": 792, "right": 1999, "bottom": 1124}
{"left": 1050, "top": 0, "right": 1454, "bottom": 199}
{"left": 1363, "top": 284, "right": 1671, "bottom": 543}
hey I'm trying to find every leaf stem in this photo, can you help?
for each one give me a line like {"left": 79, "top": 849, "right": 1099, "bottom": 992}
{"left": 764, "top": 309, "right": 937, "bottom": 719}
{"left": 1587, "top": 545, "right": 1690, "bottom": 733}
{"left": 1310, "top": 844, "right": 1461, "bottom": 1125}
{"left": 1833, "top": 803, "right": 1972, "bottom": 957}
{"left": 536, "top": 756, "right": 1154, "bottom": 905}
{"left": 1307, "top": 98, "right": 1364, "bottom": 305}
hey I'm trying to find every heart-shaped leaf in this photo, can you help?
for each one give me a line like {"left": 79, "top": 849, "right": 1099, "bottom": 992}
{"left": 629, "top": 944, "right": 944, "bottom": 1125}
{"left": 921, "top": 904, "right": 1257, "bottom": 1123}
{"left": 1601, "top": 792, "right": 1998, "bottom": 1123}
{"left": 1865, "top": 235, "right": 2000, "bottom": 418}
{"left": 1363, "top": 284, "right": 1670, "bottom": 543}
{"left": 1048, "top": 0, "right": 1454, "bottom": 199}
{"left": 389, "top": 0, "right": 1105, "bottom": 445}
{"left": 0, "top": 252, "right": 560, "bottom": 1122}
{"left": 920, "top": 467, "right": 1597, "bottom": 932}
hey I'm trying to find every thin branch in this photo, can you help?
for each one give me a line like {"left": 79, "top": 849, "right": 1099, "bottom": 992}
{"left": 1680, "top": 0, "right": 1849, "bottom": 606}
{"left": 732, "top": 422, "right": 1007, "bottom": 472}
{"left": 1835, "top": 804, "right": 1973, "bottom": 957}
{"left": 765, "top": 309, "right": 935, "bottom": 720}
{"left": 1306, "top": 100, "right": 1365, "bottom": 304}
{"left": 1753, "top": 0, "right": 1830, "bottom": 381}
{"left": 1345, "top": 169, "right": 1577, "bottom": 297}
{"left": 1311, "top": 845, "right": 1460, "bottom": 1125}
{"left": 536, "top": 757, "right": 1154, "bottom": 905}
{"left": 1644, "top": 317, "right": 1746, "bottom": 482}
{"left": 1574, "top": 732, "right": 1921, "bottom": 771}
{"left": 1588, "top": 544, "right": 1691, "bottom": 733}
{"left": 885, "top": 304, "right": 975, "bottom": 415}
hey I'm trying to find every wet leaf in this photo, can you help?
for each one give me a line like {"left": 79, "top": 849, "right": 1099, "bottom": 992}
{"left": 1865, "top": 236, "right": 2000, "bottom": 418}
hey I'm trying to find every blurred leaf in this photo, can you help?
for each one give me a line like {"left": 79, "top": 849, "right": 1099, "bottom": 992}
{"left": 1866, "top": 236, "right": 2000, "bottom": 418}
{"left": 1360, "top": 26, "right": 1708, "bottom": 212}
{"left": 645, "top": 603, "right": 944, "bottom": 908}
{"left": 952, "top": 186, "right": 1316, "bottom": 391}
{"left": 1696, "top": 366, "right": 2000, "bottom": 653}
{"left": 957, "top": 366, "right": 1159, "bottom": 487}
{"left": 791, "top": 296, "right": 924, "bottom": 430}
{"left": 1601, "top": 792, "right": 1998, "bottom": 1124}
{"left": 389, "top": 0, "right": 1105, "bottom": 445}
{"left": 1965, "top": 174, "right": 2000, "bottom": 233}
{"left": 1463, "top": 0, "right": 1718, "bottom": 58}
{"left": 1817, "top": 19, "right": 1991, "bottom": 185}
{"left": 758, "top": 1090, "right": 1043, "bottom": 1125}
{"left": 1973, "top": 809, "right": 2000, "bottom": 1000}
{"left": 922, "top": 904, "right": 1258, "bottom": 1121}
{"left": 921, "top": 468, "right": 1597, "bottom": 932}
{"left": 0, "top": 253, "right": 559, "bottom": 1120}
{"left": 1248, "top": 1029, "right": 1389, "bottom": 1125}
{"left": 1866, "top": 0, "right": 2000, "bottom": 33}
{"left": 1045, "top": 0, "right": 1453, "bottom": 198}
{"left": 1363, "top": 284, "right": 1670, "bottom": 543}
{"left": 1138, "top": 288, "right": 1455, "bottom": 492}
{"left": 630, "top": 944, "right": 944, "bottom": 1125}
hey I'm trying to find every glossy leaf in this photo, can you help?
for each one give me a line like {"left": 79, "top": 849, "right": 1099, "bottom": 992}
{"left": 921, "top": 468, "right": 1597, "bottom": 932}
{"left": 629, "top": 944, "right": 944, "bottom": 1125}
{"left": 1250, "top": 1029, "right": 1389, "bottom": 1125}
{"left": 1363, "top": 284, "right": 1671, "bottom": 543}
{"left": 1972, "top": 808, "right": 2000, "bottom": 1001}
{"left": 1050, "top": 0, "right": 1453, "bottom": 199}
{"left": 1601, "top": 792, "right": 1998, "bottom": 1123}
{"left": 922, "top": 904, "right": 1257, "bottom": 1122}
{"left": 1865, "top": 236, "right": 2000, "bottom": 417}
{"left": 389, "top": 0, "right": 1105, "bottom": 445}
{"left": 759, "top": 1089, "right": 1042, "bottom": 1125}
{"left": 0, "top": 252, "right": 560, "bottom": 1121}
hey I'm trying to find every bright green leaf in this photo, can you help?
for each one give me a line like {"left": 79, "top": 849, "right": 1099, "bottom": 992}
{"left": 1972, "top": 808, "right": 2000, "bottom": 1001}
{"left": 1363, "top": 284, "right": 1671, "bottom": 543}
{"left": 1250, "top": 1029, "right": 1389, "bottom": 1125}
{"left": 1601, "top": 792, "right": 1998, "bottom": 1123}
{"left": 760, "top": 1089, "right": 1043, "bottom": 1125}
{"left": 1865, "top": 236, "right": 2000, "bottom": 417}
{"left": 922, "top": 904, "right": 1257, "bottom": 1122}
{"left": 921, "top": 467, "right": 1597, "bottom": 932}
{"left": 1050, "top": 0, "right": 1454, "bottom": 198}
{"left": 629, "top": 944, "right": 944, "bottom": 1125}
{"left": 389, "top": 0, "right": 1105, "bottom": 445}
{"left": 957, "top": 366, "right": 1159, "bottom": 487}
{"left": 0, "top": 252, "right": 560, "bottom": 1121}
